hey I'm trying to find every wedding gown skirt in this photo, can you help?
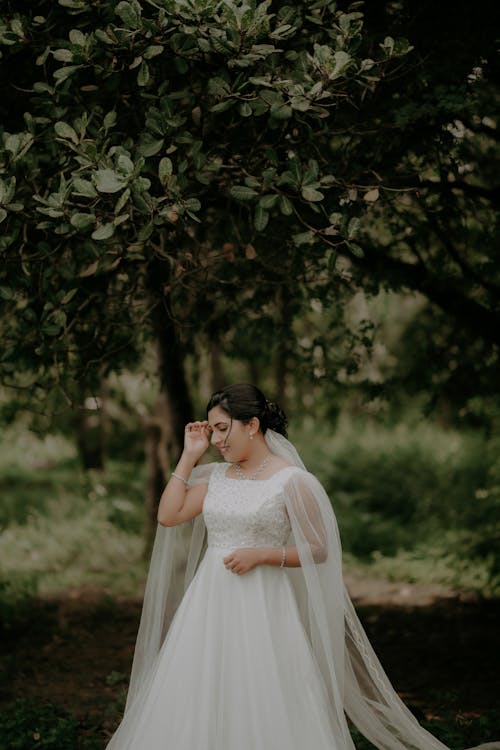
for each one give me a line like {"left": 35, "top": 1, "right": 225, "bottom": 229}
{"left": 107, "top": 465, "right": 342, "bottom": 749}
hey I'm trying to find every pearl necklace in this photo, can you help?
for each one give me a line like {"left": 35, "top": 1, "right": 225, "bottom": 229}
{"left": 234, "top": 455, "right": 271, "bottom": 481}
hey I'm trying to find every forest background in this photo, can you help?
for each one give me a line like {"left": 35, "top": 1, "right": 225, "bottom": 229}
{"left": 0, "top": 0, "right": 499, "bottom": 748}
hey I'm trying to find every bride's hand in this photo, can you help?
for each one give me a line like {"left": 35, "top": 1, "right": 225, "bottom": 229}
{"left": 183, "top": 421, "right": 211, "bottom": 461}
{"left": 223, "top": 548, "right": 261, "bottom": 575}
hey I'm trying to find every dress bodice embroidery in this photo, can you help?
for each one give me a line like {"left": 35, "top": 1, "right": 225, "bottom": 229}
{"left": 203, "top": 464, "right": 297, "bottom": 548}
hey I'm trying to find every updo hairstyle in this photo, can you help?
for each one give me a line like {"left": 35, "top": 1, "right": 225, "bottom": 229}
{"left": 206, "top": 384, "right": 288, "bottom": 438}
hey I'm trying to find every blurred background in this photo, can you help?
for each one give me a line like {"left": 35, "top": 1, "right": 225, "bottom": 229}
{"left": 0, "top": 0, "right": 499, "bottom": 747}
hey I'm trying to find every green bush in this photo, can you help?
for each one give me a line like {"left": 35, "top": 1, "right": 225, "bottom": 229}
{"left": 0, "top": 572, "right": 38, "bottom": 633}
{"left": 293, "top": 418, "right": 500, "bottom": 595}
{"left": 0, "top": 699, "right": 100, "bottom": 750}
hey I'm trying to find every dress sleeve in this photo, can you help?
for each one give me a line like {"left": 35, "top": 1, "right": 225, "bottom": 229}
{"left": 284, "top": 470, "right": 459, "bottom": 750}
{"left": 187, "top": 460, "right": 219, "bottom": 487}
{"left": 125, "top": 462, "right": 216, "bottom": 712}
{"left": 283, "top": 470, "right": 328, "bottom": 562}
{"left": 283, "top": 469, "right": 351, "bottom": 746}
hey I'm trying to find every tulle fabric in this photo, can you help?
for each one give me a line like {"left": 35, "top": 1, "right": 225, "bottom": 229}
{"left": 117, "top": 430, "right": 498, "bottom": 750}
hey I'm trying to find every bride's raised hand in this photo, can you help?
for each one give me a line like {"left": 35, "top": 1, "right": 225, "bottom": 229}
{"left": 183, "top": 420, "right": 211, "bottom": 462}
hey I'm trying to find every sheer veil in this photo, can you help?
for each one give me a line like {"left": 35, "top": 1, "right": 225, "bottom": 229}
{"left": 124, "top": 430, "right": 498, "bottom": 750}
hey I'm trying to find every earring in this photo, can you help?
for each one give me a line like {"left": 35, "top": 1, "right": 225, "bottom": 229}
{"left": 249, "top": 433, "right": 254, "bottom": 440}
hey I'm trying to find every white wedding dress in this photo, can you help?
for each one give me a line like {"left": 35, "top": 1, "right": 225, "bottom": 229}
{"left": 107, "top": 441, "right": 499, "bottom": 750}
{"left": 107, "top": 463, "right": 341, "bottom": 749}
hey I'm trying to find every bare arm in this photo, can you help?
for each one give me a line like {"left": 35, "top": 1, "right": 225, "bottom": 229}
{"left": 157, "top": 421, "right": 211, "bottom": 527}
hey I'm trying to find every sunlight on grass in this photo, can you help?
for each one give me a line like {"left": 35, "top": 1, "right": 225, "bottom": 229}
{"left": 0, "top": 496, "right": 146, "bottom": 596}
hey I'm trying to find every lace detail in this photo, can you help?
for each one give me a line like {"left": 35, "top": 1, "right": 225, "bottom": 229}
{"left": 203, "top": 464, "right": 296, "bottom": 549}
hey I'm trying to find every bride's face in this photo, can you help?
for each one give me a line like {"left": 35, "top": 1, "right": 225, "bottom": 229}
{"left": 208, "top": 405, "right": 253, "bottom": 463}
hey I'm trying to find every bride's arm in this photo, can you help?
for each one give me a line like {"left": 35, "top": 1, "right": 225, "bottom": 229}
{"left": 223, "top": 545, "right": 301, "bottom": 574}
{"left": 157, "top": 421, "right": 210, "bottom": 527}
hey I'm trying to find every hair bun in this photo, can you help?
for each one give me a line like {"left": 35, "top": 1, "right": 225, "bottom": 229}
{"left": 264, "top": 399, "right": 288, "bottom": 438}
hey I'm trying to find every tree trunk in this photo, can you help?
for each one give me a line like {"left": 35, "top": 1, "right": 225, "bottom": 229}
{"left": 74, "top": 381, "right": 105, "bottom": 470}
{"left": 273, "top": 286, "right": 294, "bottom": 412}
{"left": 209, "top": 340, "right": 226, "bottom": 392}
{"left": 142, "top": 389, "right": 176, "bottom": 555}
{"left": 144, "top": 260, "right": 195, "bottom": 547}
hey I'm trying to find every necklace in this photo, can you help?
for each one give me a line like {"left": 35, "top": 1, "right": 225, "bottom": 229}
{"left": 234, "top": 455, "right": 271, "bottom": 481}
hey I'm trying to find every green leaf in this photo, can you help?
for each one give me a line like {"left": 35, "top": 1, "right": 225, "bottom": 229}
{"left": 159, "top": 157, "right": 173, "bottom": 186}
{"left": 91, "top": 223, "right": 115, "bottom": 241}
{"left": 280, "top": 195, "right": 293, "bottom": 216}
{"left": 184, "top": 198, "right": 201, "bottom": 212}
{"left": 54, "top": 121, "right": 78, "bottom": 144}
{"left": 137, "top": 60, "right": 150, "bottom": 87}
{"left": 53, "top": 65, "right": 80, "bottom": 83}
{"left": 69, "top": 28, "right": 86, "bottom": 46}
{"left": 230, "top": 185, "right": 258, "bottom": 201}
{"left": 104, "top": 111, "right": 117, "bottom": 130}
{"left": 290, "top": 96, "right": 310, "bottom": 112}
{"left": 94, "top": 169, "right": 126, "bottom": 193}
{"left": 244, "top": 176, "right": 260, "bottom": 188}
{"left": 61, "top": 288, "right": 78, "bottom": 304}
{"left": 329, "top": 212, "right": 343, "bottom": 225}
{"left": 293, "top": 230, "right": 315, "bottom": 246}
{"left": 143, "top": 45, "right": 164, "bottom": 59}
{"left": 115, "top": 188, "right": 131, "bottom": 214}
{"left": 137, "top": 135, "right": 164, "bottom": 157}
{"left": 301, "top": 186, "right": 324, "bottom": 202}
{"left": 0, "top": 208, "right": 7, "bottom": 224}
{"left": 270, "top": 102, "right": 293, "bottom": 120}
{"left": 115, "top": 0, "right": 142, "bottom": 28}
{"left": 258, "top": 194, "right": 278, "bottom": 210}
{"left": 70, "top": 212, "right": 95, "bottom": 230}
{"left": 117, "top": 154, "right": 134, "bottom": 176}
{"left": 72, "top": 178, "right": 97, "bottom": 198}
{"left": 239, "top": 102, "right": 253, "bottom": 117}
{"left": 0, "top": 177, "right": 15, "bottom": 205}
{"left": 54, "top": 121, "right": 78, "bottom": 143}
{"left": 347, "top": 217, "right": 361, "bottom": 238}
{"left": 330, "top": 50, "right": 350, "bottom": 79}
{"left": 254, "top": 204, "right": 269, "bottom": 232}
{"left": 0, "top": 285, "right": 14, "bottom": 299}
{"left": 210, "top": 100, "right": 234, "bottom": 113}
{"left": 53, "top": 49, "right": 74, "bottom": 62}
{"left": 5, "top": 132, "right": 34, "bottom": 161}
{"left": 346, "top": 241, "right": 364, "bottom": 258}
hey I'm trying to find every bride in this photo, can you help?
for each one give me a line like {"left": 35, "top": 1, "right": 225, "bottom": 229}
{"left": 106, "top": 383, "right": 498, "bottom": 750}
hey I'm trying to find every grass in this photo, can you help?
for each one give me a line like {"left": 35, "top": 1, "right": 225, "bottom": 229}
{"left": 0, "top": 421, "right": 498, "bottom": 749}
{"left": 0, "top": 426, "right": 147, "bottom": 602}
{"left": 293, "top": 415, "right": 500, "bottom": 596}
{"left": 1, "top": 416, "right": 499, "bottom": 606}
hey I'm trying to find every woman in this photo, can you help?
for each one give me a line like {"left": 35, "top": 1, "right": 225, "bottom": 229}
{"left": 106, "top": 384, "right": 497, "bottom": 750}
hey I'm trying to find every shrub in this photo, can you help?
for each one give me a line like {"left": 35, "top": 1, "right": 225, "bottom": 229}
{"left": 293, "top": 418, "right": 500, "bottom": 594}
{"left": 0, "top": 699, "right": 99, "bottom": 750}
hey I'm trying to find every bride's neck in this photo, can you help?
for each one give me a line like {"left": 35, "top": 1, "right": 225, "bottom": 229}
{"left": 236, "top": 440, "right": 271, "bottom": 469}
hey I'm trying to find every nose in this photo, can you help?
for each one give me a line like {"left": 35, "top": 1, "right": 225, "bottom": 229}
{"left": 210, "top": 431, "right": 218, "bottom": 446}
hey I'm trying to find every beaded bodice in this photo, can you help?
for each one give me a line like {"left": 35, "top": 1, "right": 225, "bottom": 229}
{"left": 203, "top": 463, "right": 297, "bottom": 549}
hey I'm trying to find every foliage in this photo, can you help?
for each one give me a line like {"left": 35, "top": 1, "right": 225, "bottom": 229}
{"left": 0, "top": 0, "right": 498, "bottom": 436}
{"left": 0, "top": 425, "right": 147, "bottom": 597}
{"left": 0, "top": 699, "right": 100, "bottom": 750}
{"left": 0, "top": 571, "right": 39, "bottom": 633}
{"left": 294, "top": 416, "right": 500, "bottom": 595}
{"left": 0, "top": 0, "right": 414, "bottom": 399}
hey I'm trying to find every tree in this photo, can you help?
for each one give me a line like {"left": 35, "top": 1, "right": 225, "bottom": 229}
{"left": 1, "top": 0, "right": 498, "bottom": 434}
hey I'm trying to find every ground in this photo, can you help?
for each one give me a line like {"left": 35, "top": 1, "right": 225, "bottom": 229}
{"left": 1, "top": 574, "right": 499, "bottom": 748}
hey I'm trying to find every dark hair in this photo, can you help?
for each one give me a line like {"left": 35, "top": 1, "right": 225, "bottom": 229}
{"left": 206, "top": 383, "right": 288, "bottom": 438}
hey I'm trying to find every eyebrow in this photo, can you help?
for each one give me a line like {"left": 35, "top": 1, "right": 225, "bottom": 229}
{"left": 209, "top": 421, "right": 229, "bottom": 428}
